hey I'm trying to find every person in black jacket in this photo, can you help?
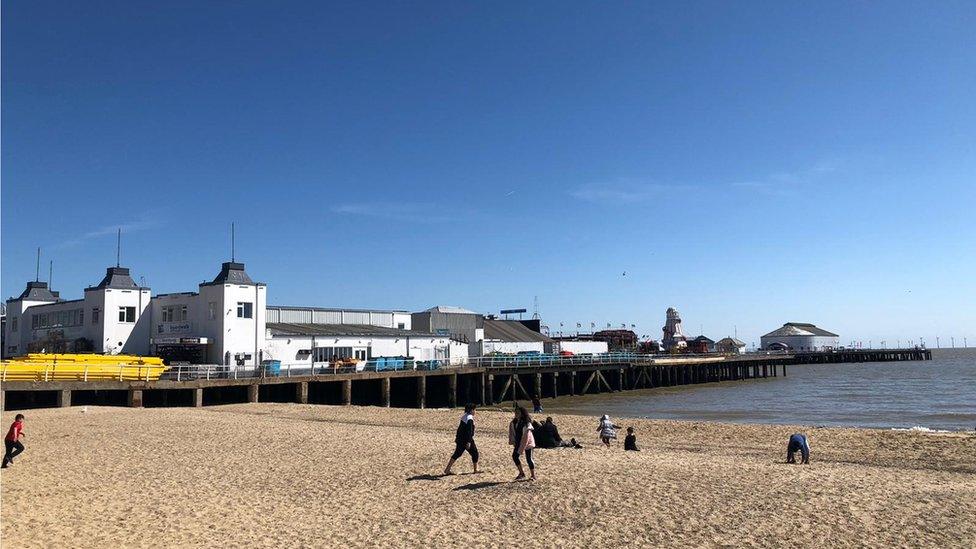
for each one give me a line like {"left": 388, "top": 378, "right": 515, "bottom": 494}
{"left": 624, "top": 427, "right": 641, "bottom": 451}
{"left": 444, "top": 403, "right": 479, "bottom": 475}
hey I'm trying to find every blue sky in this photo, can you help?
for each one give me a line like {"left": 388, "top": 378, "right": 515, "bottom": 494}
{"left": 3, "top": 1, "right": 975, "bottom": 347}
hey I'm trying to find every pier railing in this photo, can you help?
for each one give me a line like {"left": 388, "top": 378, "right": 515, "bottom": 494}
{"left": 156, "top": 352, "right": 730, "bottom": 380}
{"left": 5, "top": 348, "right": 927, "bottom": 384}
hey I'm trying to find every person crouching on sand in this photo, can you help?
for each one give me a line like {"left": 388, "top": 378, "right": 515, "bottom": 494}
{"left": 509, "top": 406, "right": 536, "bottom": 481}
{"left": 597, "top": 415, "right": 619, "bottom": 448}
{"left": 444, "top": 403, "right": 479, "bottom": 475}
{"left": 2, "top": 414, "right": 26, "bottom": 468}
{"left": 624, "top": 427, "right": 640, "bottom": 451}
{"left": 786, "top": 433, "right": 810, "bottom": 464}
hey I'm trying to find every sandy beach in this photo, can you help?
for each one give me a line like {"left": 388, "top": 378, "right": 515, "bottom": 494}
{"left": 1, "top": 403, "right": 974, "bottom": 548}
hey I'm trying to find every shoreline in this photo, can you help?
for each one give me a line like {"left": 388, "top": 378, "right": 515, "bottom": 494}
{"left": 470, "top": 401, "right": 976, "bottom": 434}
{"left": 3, "top": 403, "right": 975, "bottom": 547}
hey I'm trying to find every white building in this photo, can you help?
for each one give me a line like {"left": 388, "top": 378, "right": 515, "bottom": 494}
{"left": 267, "top": 306, "right": 412, "bottom": 331}
{"left": 760, "top": 323, "right": 839, "bottom": 351}
{"left": 3, "top": 267, "right": 152, "bottom": 357}
{"left": 265, "top": 323, "right": 454, "bottom": 368}
{"left": 548, "top": 340, "right": 608, "bottom": 355}
{"left": 149, "top": 262, "right": 266, "bottom": 367}
{"left": 478, "top": 319, "right": 551, "bottom": 355}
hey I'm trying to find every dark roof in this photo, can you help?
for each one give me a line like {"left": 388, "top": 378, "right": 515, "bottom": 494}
{"left": 715, "top": 337, "right": 746, "bottom": 347}
{"left": 201, "top": 262, "right": 261, "bottom": 286}
{"left": 484, "top": 319, "right": 552, "bottom": 343}
{"left": 11, "top": 281, "right": 60, "bottom": 302}
{"left": 762, "top": 322, "right": 839, "bottom": 338}
{"left": 267, "top": 322, "right": 438, "bottom": 338}
{"left": 86, "top": 267, "right": 142, "bottom": 291}
{"left": 690, "top": 335, "right": 715, "bottom": 344}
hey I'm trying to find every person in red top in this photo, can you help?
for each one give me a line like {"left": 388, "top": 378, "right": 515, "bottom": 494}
{"left": 2, "top": 414, "right": 26, "bottom": 468}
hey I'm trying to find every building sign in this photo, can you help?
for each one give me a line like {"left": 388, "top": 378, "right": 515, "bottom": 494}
{"left": 157, "top": 322, "right": 193, "bottom": 335}
{"left": 152, "top": 337, "right": 208, "bottom": 345}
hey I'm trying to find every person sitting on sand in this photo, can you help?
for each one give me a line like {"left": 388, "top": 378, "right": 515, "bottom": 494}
{"left": 624, "top": 427, "right": 640, "bottom": 451}
{"left": 532, "top": 417, "right": 582, "bottom": 449}
{"left": 509, "top": 406, "right": 536, "bottom": 481}
{"left": 597, "top": 415, "right": 620, "bottom": 448}
{"left": 2, "top": 414, "right": 26, "bottom": 469}
{"left": 444, "top": 403, "right": 479, "bottom": 475}
{"left": 786, "top": 433, "right": 810, "bottom": 464}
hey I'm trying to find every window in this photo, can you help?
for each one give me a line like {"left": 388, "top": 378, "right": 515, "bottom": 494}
{"left": 180, "top": 305, "right": 188, "bottom": 321}
{"left": 118, "top": 306, "right": 136, "bottom": 323}
{"left": 10, "top": 318, "right": 17, "bottom": 332}
{"left": 313, "top": 347, "right": 354, "bottom": 362}
{"left": 92, "top": 308, "right": 100, "bottom": 324}
{"left": 28, "top": 309, "right": 84, "bottom": 329}
{"left": 236, "top": 302, "right": 253, "bottom": 319}
{"left": 208, "top": 302, "right": 217, "bottom": 320}
{"left": 161, "top": 307, "right": 173, "bottom": 322}
{"left": 397, "top": 323, "right": 405, "bottom": 330}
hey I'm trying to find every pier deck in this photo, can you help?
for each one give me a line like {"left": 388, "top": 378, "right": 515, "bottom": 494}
{"left": 0, "top": 349, "right": 930, "bottom": 412}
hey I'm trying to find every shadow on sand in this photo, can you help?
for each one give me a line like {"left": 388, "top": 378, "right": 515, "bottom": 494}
{"left": 406, "top": 474, "right": 446, "bottom": 481}
{"left": 453, "top": 481, "right": 507, "bottom": 491}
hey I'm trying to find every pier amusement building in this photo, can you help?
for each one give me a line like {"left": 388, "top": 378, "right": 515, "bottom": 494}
{"left": 760, "top": 322, "right": 840, "bottom": 351}
{"left": 5, "top": 258, "right": 599, "bottom": 366}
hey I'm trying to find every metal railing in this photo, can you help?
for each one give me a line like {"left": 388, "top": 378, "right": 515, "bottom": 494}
{"left": 3, "top": 351, "right": 767, "bottom": 383}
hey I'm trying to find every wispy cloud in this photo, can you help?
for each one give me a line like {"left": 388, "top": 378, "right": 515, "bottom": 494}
{"left": 731, "top": 160, "right": 841, "bottom": 196}
{"left": 570, "top": 180, "right": 696, "bottom": 204}
{"left": 331, "top": 202, "right": 455, "bottom": 223}
{"left": 53, "top": 216, "right": 159, "bottom": 249}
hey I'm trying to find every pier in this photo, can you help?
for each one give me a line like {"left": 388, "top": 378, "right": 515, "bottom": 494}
{"left": 0, "top": 349, "right": 929, "bottom": 412}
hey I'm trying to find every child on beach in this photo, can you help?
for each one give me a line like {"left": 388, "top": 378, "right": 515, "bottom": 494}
{"left": 2, "top": 414, "right": 26, "bottom": 468}
{"left": 624, "top": 427, "right": 640, "bottom": 451}
{"left": 509, "top": 406, "right": 536, "bottom": 481}
{"left": 597, "top": 415, "right": 619, "bottom": 448}
{"left": 786, "top": 433, "right": 810, "bottom": 464}
{"left": 444, "top": 404, "right": 479, "bottom": 475}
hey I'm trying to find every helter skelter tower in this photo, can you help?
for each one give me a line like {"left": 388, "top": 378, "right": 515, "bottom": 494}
{"left": 662, "top": 307, "right": 688, "bottom": 351}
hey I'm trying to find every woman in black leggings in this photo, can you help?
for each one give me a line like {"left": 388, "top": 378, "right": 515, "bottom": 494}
{"left": 508, "top": 405, "right": 537, "bottom": 481}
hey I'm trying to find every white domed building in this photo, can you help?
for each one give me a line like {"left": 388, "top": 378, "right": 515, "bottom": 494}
{"left": 760, "top": 322, "right": 839, "bottom": 352}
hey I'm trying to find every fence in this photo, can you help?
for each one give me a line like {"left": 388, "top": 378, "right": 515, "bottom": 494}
{"left": 3, "top": 351, "right": 770, "bottom": 383}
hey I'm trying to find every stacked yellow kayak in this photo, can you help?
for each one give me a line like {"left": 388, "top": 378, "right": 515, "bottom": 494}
{"left": 1, "top": 353, "right": 168, "bottom": 382}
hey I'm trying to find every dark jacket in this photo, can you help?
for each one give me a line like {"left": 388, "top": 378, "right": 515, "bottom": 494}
{"left": 624, "top": 434, "right": 640, "bottom": 451}
{"left": 455, "top": 413, "right": 475, "bottom": 444}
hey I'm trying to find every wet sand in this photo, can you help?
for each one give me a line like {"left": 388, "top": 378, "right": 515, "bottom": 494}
{"left": 1, "top": 403, "right": 974, "bottom": 548}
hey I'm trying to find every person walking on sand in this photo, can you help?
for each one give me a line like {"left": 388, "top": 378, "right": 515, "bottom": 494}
{"left": 444, "top": 403, "right": 479, "bottom": 475}
{"left": 786, "top": 433, "right": 810, "bottom": 464}
{"left": 509, "top": 405, "right": 536, "bottom": 481}
{"left": 532, "top": 394, "right": 543, "bottom": 413}
{"left": 2, "top": 414, "right": 26, "bottom": 468}
{"left": 597, "top": 414, "right": 620, "bottom": 448}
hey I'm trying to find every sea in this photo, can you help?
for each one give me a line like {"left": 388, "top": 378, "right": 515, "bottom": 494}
{"left": 544, "top": 348, "right": 976, "bottom": 431}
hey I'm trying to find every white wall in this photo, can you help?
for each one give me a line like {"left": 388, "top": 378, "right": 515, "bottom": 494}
{"left": 553, "top": 341, "right": 608, "bottom": 354}
{"left": 214, "top": 284, "right": 267, "bottom": 366}
{"left": 479, "top": 340, "right": 545, "bottom": 355}
{"left": 761, "top": 335, "right": 839, "bottom": 351}
{"left": 4, "top": 297, "right": 61, "bottom": 356}
{"left": 96, "top": 288, "right": 151, "bottom": 355}
{"left": 265, "top": 333, "right": 451, "bottom": 367}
